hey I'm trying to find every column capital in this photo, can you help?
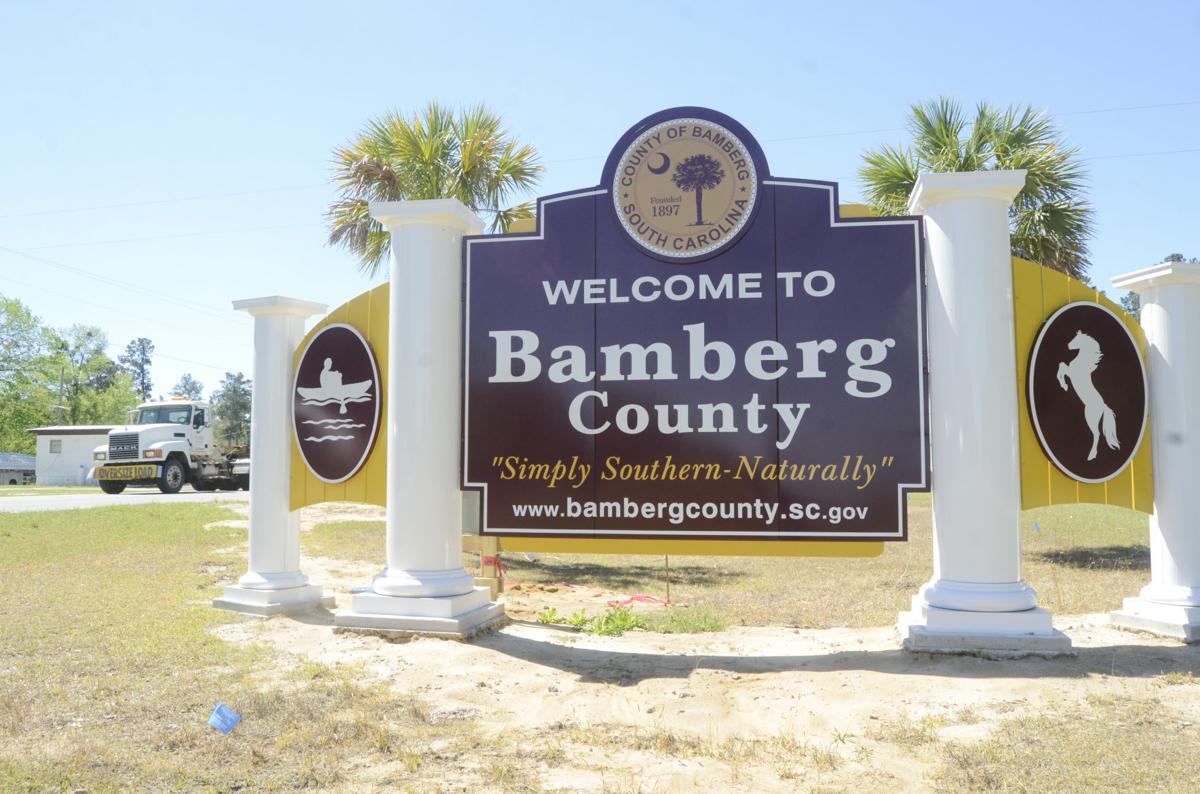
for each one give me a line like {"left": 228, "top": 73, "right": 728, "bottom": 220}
{"left": 907, "top": 170, "right": 1027, "bottom": 215}
{"left": 369, "top": 198, "right": 485, "bottom": 235}
{"left": 1112, "top": 261, "right": 1200, "bottom": 293}
{"left": 232, "top": 295, "right": 327, "bottom": 318}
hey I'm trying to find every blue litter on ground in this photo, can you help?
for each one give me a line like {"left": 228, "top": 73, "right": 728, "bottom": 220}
{"left": 208, "top": 703, "right": 241, "bottom": 734}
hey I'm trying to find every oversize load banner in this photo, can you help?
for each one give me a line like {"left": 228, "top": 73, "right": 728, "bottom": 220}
{"left": 463, "top": 107, "right": 928, "bottom": 540}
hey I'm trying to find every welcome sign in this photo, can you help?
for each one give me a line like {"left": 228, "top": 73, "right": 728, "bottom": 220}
{"left": 463, "top": 107, "right": 928, "bottom": 541}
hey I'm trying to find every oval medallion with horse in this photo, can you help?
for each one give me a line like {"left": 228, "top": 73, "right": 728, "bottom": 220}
{"left": 293, "top": 323, "right": 382, "bottom": 484}
{"left": 1028, "top": 302, "right": 1147, "bottom": 483}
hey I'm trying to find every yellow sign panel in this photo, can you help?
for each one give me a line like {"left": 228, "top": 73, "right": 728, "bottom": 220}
{"left": 290, "top": 283, "right": 389, "bottom": 510}
{"left": 496, "top": 537, "right": 883, "bottom": 558}
{"left": 1012, "top": 256, "right": 1153, "bottom": 513}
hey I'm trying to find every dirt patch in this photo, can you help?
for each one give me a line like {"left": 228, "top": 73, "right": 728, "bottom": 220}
{"left": 213, "top": 560, "right": 1200, "bottom": 792}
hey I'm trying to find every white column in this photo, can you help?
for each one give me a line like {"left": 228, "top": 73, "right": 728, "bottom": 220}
{"left": 334, "top": 199, "right": 504, "bottom": 636}
{"left": 1110, "top": 261, "right": 1200, "bottom": 641}
{"left": 213, "top": 295, "right": 333, "bottom": 615}
{"left": 898, "top": 171, "right": 1070, "bottom": 653}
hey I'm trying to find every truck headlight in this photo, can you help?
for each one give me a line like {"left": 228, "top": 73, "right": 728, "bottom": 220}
{"left": 144, "top": 449, "right": 162, "bottom": 459}
{"left": 93, "top": 451, "right": 107, "bottom": 461}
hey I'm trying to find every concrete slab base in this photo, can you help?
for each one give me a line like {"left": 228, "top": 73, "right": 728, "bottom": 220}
{"left": 1110, "top": 598, "right": 1200, "bottom": 643}
{"left": 899, "top": 597, "right": 1073, "bottom": 657}
{"left": 213, "top": 584, "right": 334, "bottom": 616}
{"left": 333, "top": 586, "right": 506, "bottom": 638}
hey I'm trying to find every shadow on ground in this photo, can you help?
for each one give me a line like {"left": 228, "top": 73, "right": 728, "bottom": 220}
{"left": 502, "top": 559, "right": 746, "bottom": 590}
{"left": 475, "top": 629, "right": 1200, "bottom": 686}
{"left": 1037, "top": 544, "right": 1150, "bottom": 571}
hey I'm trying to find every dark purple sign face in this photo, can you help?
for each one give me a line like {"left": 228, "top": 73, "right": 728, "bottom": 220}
{"left": 1028, "top": 302, "right": 1147, "bottom": 483}
{"left": 293, "top": 324, "right": 381, "bottom": 484}
{"left": 463, "top": 107, "right": 928, "bottom": 541}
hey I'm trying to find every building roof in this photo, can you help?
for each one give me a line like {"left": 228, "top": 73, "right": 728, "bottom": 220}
{"left": 0, "top": 452, "right": 36, "bottom": 469}
{"left": 28, "top": 426, "right": 116, "bottom": 436}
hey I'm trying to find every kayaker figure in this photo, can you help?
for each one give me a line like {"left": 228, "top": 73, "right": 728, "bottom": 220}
{"left": 319, "top": 357, "right": 344, "bottom": 391}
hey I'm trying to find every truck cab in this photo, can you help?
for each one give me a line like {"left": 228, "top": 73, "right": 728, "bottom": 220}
{"left": 90, "top": 398, "right": 245, "bottom": 494}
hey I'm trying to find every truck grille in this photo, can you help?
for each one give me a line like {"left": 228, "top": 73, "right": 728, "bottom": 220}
{"left": 109, "top": 432, "right": 139, "bottom": 460}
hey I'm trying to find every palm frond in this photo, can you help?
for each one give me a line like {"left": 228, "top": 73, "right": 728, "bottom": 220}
{"left": 326, "top": 102, "right": 543, "bottom": 276}
{"left": 859, "top": 97, "right": 1094, "bottom": 277}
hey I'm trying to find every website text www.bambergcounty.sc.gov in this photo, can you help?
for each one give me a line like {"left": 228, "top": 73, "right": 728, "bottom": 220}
{"left": 509, "top": 497, "right": 870, "bottom": 526}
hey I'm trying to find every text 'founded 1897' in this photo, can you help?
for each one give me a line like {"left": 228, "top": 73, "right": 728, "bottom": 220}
{"left": 462, "top": 107, "right": 928, "bottom": 541}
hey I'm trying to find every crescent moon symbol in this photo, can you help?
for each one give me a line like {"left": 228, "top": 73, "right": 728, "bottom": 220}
{"left": 647, "top": 152, "right": 671, "bottom": 175}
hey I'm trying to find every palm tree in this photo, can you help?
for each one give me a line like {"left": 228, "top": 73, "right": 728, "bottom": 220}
{"left": 672, "top": 154, "right": 726, "bottom": 226}
{"left": 326, "top": 102, "right": 542, "bottom": 276}
{"left": 859, "top": 98, "right": 1094, "bottom": 279}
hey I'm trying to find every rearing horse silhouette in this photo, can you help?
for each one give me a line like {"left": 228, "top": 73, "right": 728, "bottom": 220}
{"left": 1057, "top": 330, "right": 1120, "bottom": 461}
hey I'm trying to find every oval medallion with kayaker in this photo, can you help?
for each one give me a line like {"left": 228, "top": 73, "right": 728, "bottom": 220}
{"left": 293, "top": 323, "right": 381, "bottom": 484}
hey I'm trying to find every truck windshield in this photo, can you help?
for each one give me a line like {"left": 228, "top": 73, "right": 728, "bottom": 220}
{"left": 137, "top": 406, "right": 192, "bottom": 425}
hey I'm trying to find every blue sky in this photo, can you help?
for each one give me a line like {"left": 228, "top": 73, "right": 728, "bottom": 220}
{"left": 2, "top": 0, "right": 1197, "bottom": 398}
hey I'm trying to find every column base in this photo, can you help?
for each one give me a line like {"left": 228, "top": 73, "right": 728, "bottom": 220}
{"left": 213, "top": 583, "right": 334, "bottom": 616}
{"left": 898, "top": 596, "right": 1073, "bottom": 656}
{"left": 372, "top": 566, "right": 477, "bottom": 598}
{"left": 1109, "top": 597, "right": 1200, "bottom": 643}
{"left": 334, "top": 586, "right": 506, "bottom": 638}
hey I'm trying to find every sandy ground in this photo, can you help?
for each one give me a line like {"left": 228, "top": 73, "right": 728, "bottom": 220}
{"left": 210, "top": 504, "right": 1200, "bottom": 791}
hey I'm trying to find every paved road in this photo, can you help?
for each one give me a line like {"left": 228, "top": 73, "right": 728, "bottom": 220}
{"left": 0, "top": 488, "right": 249, "bottom": 514}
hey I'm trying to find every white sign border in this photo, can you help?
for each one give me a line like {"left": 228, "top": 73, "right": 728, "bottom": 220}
{"left": 463, "top": 181, "right": 927, "bottom": 539}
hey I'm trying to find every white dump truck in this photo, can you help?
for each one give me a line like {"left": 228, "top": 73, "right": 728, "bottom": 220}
{"left": 90, "top": 398, "right": 250, "bottom": 494}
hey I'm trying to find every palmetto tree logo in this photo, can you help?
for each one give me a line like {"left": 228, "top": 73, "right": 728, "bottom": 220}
{"left": 671, "top": 154, "right": 725, "bottom": 226}
{"left": 611, "top": 115, "right": 757, "bottom": 260}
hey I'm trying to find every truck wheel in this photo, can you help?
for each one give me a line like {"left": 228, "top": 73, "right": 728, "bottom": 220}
{"left": 193, "top": 481, "right": 215, "bottom": 492}
{"left": 99, "top": 481, "right": 126, "bottom": 495}
{"left": 158, "top": 458, "right": 186, "bottom": 494}
{"left": 237, "top": 474, "right": 250, "bottom": 491}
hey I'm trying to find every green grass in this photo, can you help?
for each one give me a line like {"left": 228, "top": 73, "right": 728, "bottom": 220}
{"left": 305, "top": 498, "right": 1150, "bottom": 628}
{"left": 305, "top": 519, "right": 385, "bottom": 561}
{"left": 0, "top": 497, "right": 1181, "bottom": 791}
{"left": 0, "top": 485, "right": 96, "bottom": 497}
{"left": 0, "top": 504, "right": 477, "bottom": 791}
{"left": 643, "top": 603, "right": 729, "bottom": 633}
{"left": 935, "top": 696, "right": 1200, "bottom": 792}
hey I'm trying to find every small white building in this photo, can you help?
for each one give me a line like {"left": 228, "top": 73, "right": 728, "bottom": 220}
{"left": 0, "top": 452, "right": 36, "bottom": 485}
{"left": 27, "top": 426, "right": 115, "bottom": 486}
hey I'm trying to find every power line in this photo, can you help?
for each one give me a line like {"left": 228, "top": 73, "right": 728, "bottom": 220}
{"left": 2, "top": 277, "right": 241, "bottom": 371}
{"left": 543, "top": 99, "right": 1200, "bottom": 165}
{"left": 0, "top": 244, "right": 248, "bottom": 321}
{"left": 103, "top": 343, "right": 231, "bottom": 374}
{"left": 14, "top": 221, "right": 316, "bottom": 253}
{"left": 0, "top": 184, "right": 327, "bottom": 221}
{"left": 1085, "top": 147, "right": 1200, "bottom": 161}
{"left": 0, "top": 274, "right": 241, "bottom": 374}
{"left": 1058, "top": 99, "right": 1200, "bottom": 117}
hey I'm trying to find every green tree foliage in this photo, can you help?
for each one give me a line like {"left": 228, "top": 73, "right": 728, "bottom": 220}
{"left": 171, "top": 373, "right": 205, "bottom": 400}
{"left": 118, "top": 337, "right": 154, "bottom": 400}
{"left": 859, "top": 97, "right": 1094, "bottom": 279}
{"left": 326, "top": 102, "right": 542, "bottom": 276}
{"left": 53, "top": 326, "right": 138, "bottom": 425}
{"left": 211, "top": 372, "right": 252, "bottom": 448}
{"left": 0, "top": 297, "right": 56, "bottom": 452}
{"left": 0, "top": 300, "right": 139, "bottom": 453}
{"left": 0, "top": 297, "right": 50, "bottom": 384}
{"left": 1121, "top": 255, "right": 1198, "bottom": 320}
{"left": 1119, "top": 291, "right": 1140, "bottom": 321}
